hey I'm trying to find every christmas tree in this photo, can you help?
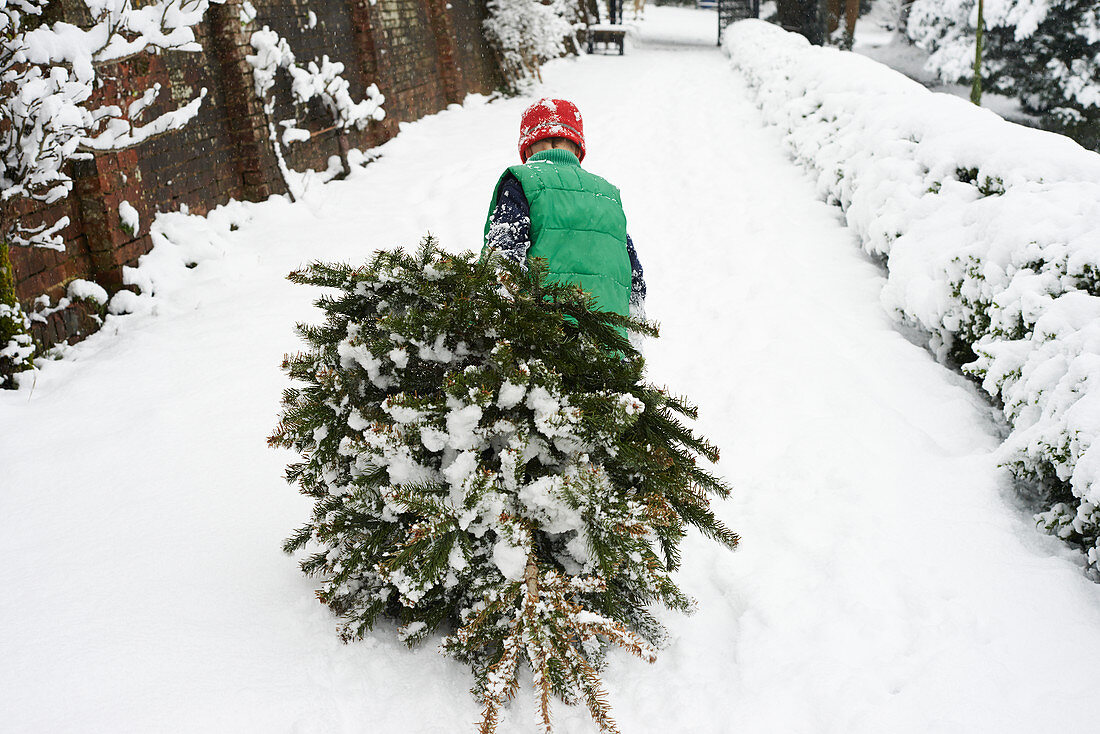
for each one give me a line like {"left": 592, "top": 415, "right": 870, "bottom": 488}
{"left": 270, "top": 236, "right": 739, "bottom": 734}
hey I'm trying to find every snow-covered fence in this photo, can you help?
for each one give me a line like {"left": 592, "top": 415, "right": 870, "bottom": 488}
{"left": 724, "top": 19, "right": 1100, "bottom": 568}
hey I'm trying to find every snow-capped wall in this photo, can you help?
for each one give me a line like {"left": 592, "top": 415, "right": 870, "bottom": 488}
{"left": 725, "top": 19, "right": 1100, "bottom": 567}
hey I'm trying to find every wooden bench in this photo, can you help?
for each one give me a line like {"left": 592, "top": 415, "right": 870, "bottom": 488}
{"left": 586, "top": 24, "right": 627, "bottom": 55}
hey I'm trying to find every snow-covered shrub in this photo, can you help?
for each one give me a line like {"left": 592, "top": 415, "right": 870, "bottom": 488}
{"left": 65, "top": 278, "right": 109, "bottom": 307}
{"left": 907, "top": 0, "right": 1100, "bottom": 126}
{"left": 19, "top": 277, "right": 110, "bottom": 341}
{"left": 484, "top": 0, "right": 580, "bottom": 92}
{"left": 118, "top": 201, "right": 140, "bottom": 237}
{"left": 725, "top": 19, "right": 1100, "bottom": 569}
{"left": 0, "top": 301, "right": 34, "bottom": 386}
{"left": 246, "top": 24, "right": 385, "bottom": 198}
{"left": 271, "top": 237, "right": 738, "bottom": 733}
{"left": 906, "top": 0, "right": 989, "bottom": 86}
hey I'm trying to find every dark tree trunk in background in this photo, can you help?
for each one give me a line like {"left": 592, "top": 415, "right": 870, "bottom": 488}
{"left": 843, "top": 0, "right": 859, "bottom": 47}
{"left": 970, "top": 0, "right": 985, "bottom": 105}
{"left": 898, "top": 0, "right": 913, "bottom": 33}
{"left": 825, "top": 0, "right": 840, "bottom": 36}
{"left": 816, "top": 0, "right": 856, "bottom": 46}
{"left": 776, "top": 0, "right": 824, "bottom": 44}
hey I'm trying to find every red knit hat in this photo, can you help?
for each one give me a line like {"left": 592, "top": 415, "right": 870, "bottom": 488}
{"left": 518, "top": 98, "right": 586, "bottom": 162}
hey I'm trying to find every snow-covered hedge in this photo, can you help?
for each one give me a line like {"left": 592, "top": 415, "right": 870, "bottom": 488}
{"left": 725, "top": 19, "right": 1100, "bottom": 568}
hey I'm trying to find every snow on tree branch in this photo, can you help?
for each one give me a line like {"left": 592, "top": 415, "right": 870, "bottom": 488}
{"left": 907, "top": 0, "right": 1100, "bottom": 120}
{"left": 0, "top": 0, "right": 217, "bottom": 250}
{"left": 484, "top": 0, "right": 581, "bottom": 92}
{"left": 81, "top": 86, "right": 207, "bottom": 151}
{"left": 247, "top": 25, "right": 385, "bottom": 134}
{"left": 245, "top": 24, "right": 385, "bottom": 199}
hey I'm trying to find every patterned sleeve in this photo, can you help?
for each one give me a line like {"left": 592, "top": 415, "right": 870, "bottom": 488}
{"left": 626, "top": 234, "right": 646, "bottom": 319}
{"left": 484, "top": 173, "right": 531, "bottom": 269}
{"left": 626, "top": 234, "right": 647, "bottom": 354}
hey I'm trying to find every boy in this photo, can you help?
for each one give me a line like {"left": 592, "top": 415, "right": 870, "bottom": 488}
{"left": 483, "top": 98, "right": 646, "bottom": 343}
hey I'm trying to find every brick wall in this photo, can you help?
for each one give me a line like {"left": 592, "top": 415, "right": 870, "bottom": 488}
{"left": 136, "top": 24, "right": 245, "bottom": 221}
{"left": 10, "top": 0, "right": 501, "bottom": 349}
{"left": 442, "top": 0, "right": 503, "bottom": 98}
{"left": 372, "top": 0, "right": 449, "bottom": 121}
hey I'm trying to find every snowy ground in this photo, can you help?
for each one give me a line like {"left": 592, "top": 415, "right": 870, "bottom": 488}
{"left": 5, "top": 7, "right": 1100, "bottom": 734}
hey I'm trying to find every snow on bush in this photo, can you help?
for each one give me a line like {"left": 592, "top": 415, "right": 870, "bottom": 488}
{"left": 271, "top": 238, "right": 738, "bottom": 733}
{"left": 118, "top": 200, "right": 140, "bottom": 236}
{"left": 725, "top": 19, "right": 1100, "bottom": 568}
{"left": 19, "top": 277, "right": 110, "bottom": 329}
{"left": 0, "top": 239, "right": 33, "bottom": 387}
{"left": 246, "top": 24, "right": 385, "bottom": 199}
{"left": 0, "top": 0, "right": 213, "bottom": 251}
{"left": 66, "top": 278, "right": 109, "bottom": 305}
{"left": 484, "top": 0, "right": 580, "bottom": 92}
{"left": 0, "top": 300, "right": 33, "bottom": 383}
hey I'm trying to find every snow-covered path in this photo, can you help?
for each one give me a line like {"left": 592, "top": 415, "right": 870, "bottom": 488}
{"left": 4, "top": 8, "right": 1100, "bottom": 733}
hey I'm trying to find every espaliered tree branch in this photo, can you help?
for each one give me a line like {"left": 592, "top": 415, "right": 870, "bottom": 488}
{"left": 245, "top": 21, "right": 385, "bottom": 200}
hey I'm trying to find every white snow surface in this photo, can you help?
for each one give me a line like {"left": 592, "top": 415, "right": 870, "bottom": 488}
{"left": 66, "top": 278, "right": 109, "bottom": 305}
{"left": 118, "top": 199, "right": 140, "bottom": 235}
{"left": 4, "top": 7, "right": 1100, "bottom": 733}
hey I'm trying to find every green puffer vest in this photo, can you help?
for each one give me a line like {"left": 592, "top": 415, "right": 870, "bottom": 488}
{"left": 483, "top": 148, "right": 631, "bottom": 318}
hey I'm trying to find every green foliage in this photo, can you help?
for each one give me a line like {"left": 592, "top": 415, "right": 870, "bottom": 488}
{"left": 910, "top": 0, "right": 1099, "bottom": 151}
{"left": 271, "top": 235, "right": 738, "bottom": 733}
{"left": 985, "top": 0, "right": 1100, "bottom": 131}
{"left": 0, "top": 240, "right": 35, "bottom": 389}
{"left": 953, "top": 167, "right": 1004, "bottom": 197}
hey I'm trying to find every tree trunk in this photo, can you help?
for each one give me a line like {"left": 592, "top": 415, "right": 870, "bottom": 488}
{"left": 898, "top": 0, "right": 913, "bottom": 33}
{"left": 776, "top": 0, "right": 824, "bottom": 44}
{"left": 826, "top": 0, "right": 841, "bottom": 36}
{"left": 971, "top": 0, "right": 984, "bottom": 105}
{"left": 843, "top": 0, "right": 859, "bottom": 48}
